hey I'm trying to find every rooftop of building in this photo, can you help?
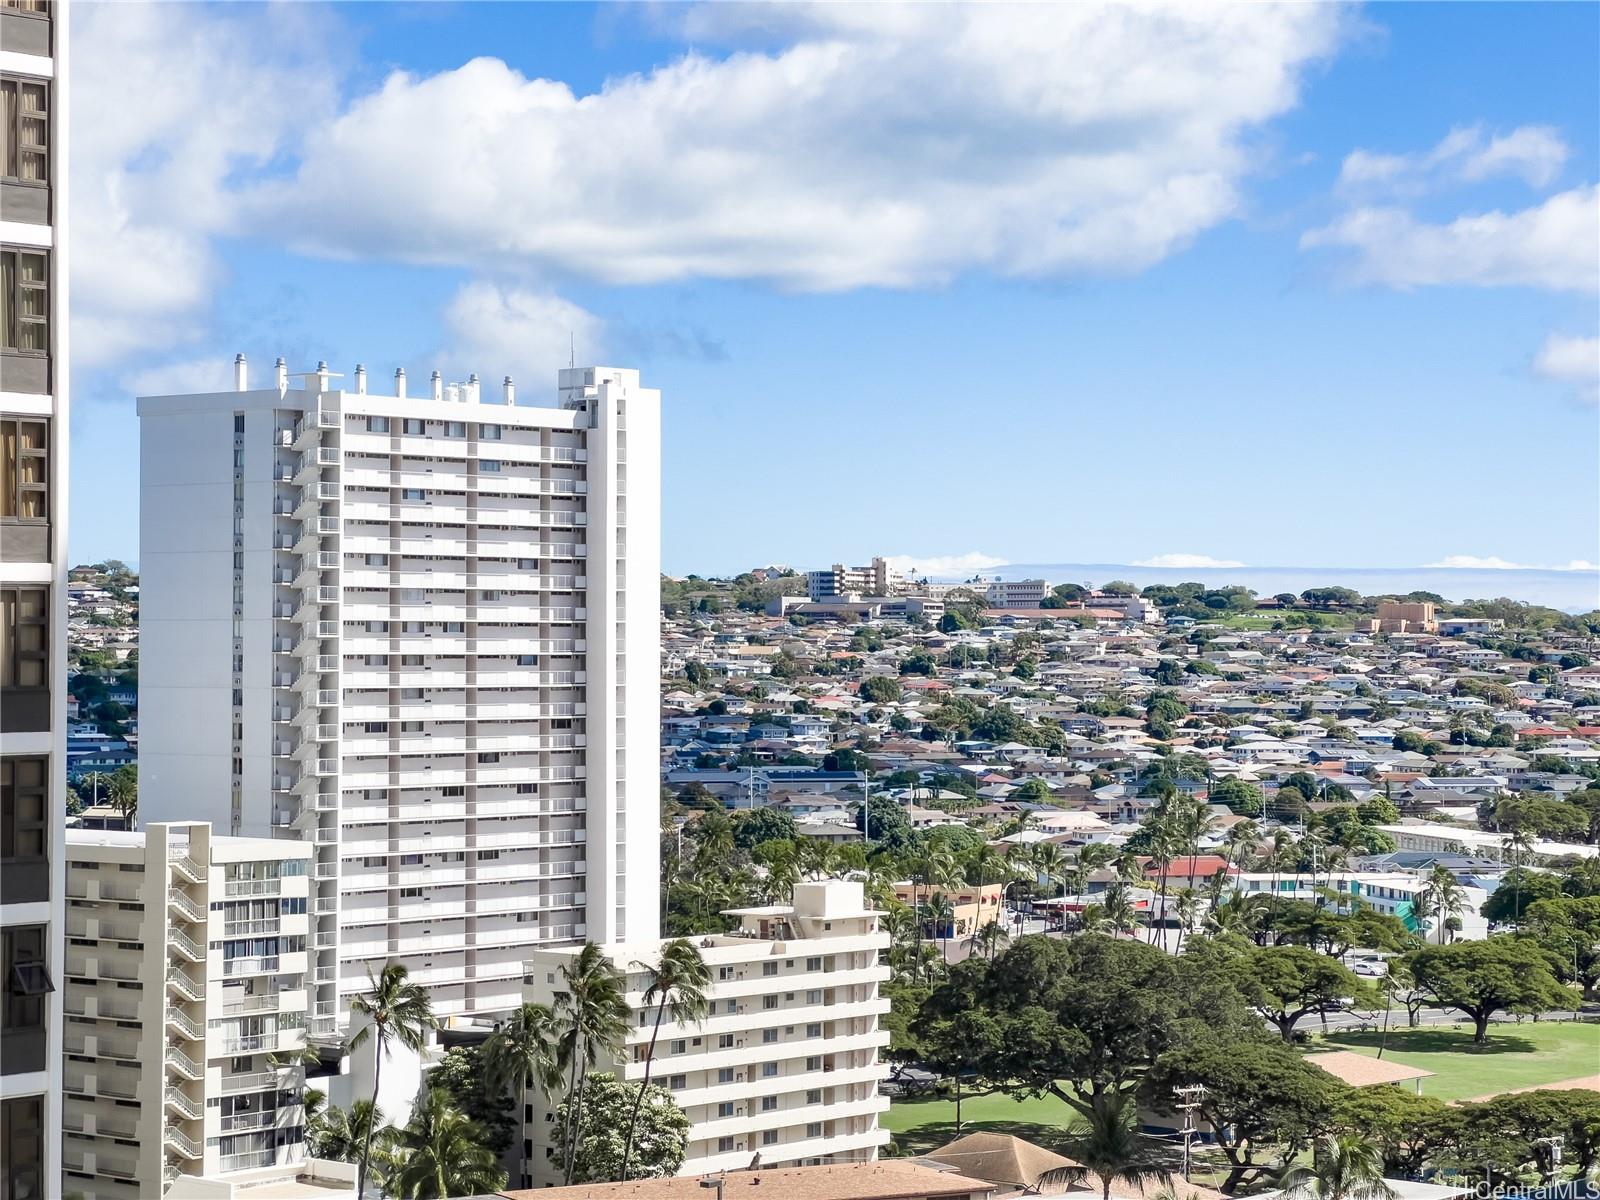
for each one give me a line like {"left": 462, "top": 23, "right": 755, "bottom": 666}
{"left": 495, "top": 1162, "right": 992, "bottom": 1200}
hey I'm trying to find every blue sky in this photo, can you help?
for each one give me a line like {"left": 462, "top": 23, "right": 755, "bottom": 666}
{"left": 70, "top": 2, "right": 1599, "bottom": 580}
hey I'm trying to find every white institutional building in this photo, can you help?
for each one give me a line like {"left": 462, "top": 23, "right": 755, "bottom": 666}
{"left": 520, "top": 881, "right": 892, "bottom": 1189}
{"left": 2, "top": 0, "right": 68, "bottom": 1194}
{"left": 137, "top": 362, "right": 661, "bottom": 1036}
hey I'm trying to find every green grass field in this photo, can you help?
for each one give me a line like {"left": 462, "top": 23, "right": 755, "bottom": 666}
{"left": 1312, "top": 1020, "right": 1600, "bottom": 1102}
{"left": 883, "top": 1020, "right": 1600, "bottom": 1155}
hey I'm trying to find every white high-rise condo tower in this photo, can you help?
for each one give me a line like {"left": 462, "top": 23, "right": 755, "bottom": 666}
{"left": 2, "top": 0, "right": 67, "bottom": 1194}
{"left": 138, "top": 364, "right": 661, "bottom": 1035}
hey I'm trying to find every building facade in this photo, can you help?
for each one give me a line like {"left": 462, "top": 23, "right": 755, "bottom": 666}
{"left": 806, "top": 559, "right": 901, "bottom": 602}
{"left": 1, "top": 1, "right": 67, "bottom": 1195}
{"left": 137, "top": 364, "right": 661, "bottom": 1035}
{"left": 520, "top": 881, "right": 891, "bottom": 1188}
{"left": 61, "top": 823, "right": 331, "bottom": 1198}
{"left": 982, "top": 579, "right": 1047, "bottom": 608}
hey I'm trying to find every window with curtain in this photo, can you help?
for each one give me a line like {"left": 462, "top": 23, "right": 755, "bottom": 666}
{"left": 1, "top": 249, "right": 48, "bottom": 352}
{"left": 0, "top": 417, "right": 47, "bottom": 521}
{"left": 0, "top": 588, "right": 46, "bottom": 689}
{"left": 0, "top": 77, "right": 48, "bottom": 183}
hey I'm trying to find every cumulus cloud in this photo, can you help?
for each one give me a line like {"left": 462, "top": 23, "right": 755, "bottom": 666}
{"left": 1532, "top": 333, "right": 1600, "bottom": 406}
{"left": 71, "top": 3, "right": 340, "bottom": 368}
{"left": 884, "top": 552, "right": 1009, "bottom": 579}
{"left": 1424, "top": 555, "right": 1600, "bottom": 572}
{"left": 1338, "top": 125, "right": 1568, "bottom": 193}
{"left": 1300, "top": 185, "right": 1599, "bottom": 292}
{"left": 1131, "top": 553, "right": 1247, "bottom": 569}
{"left": 436, "top": 282, "right": 605, "bottom": 399}
{"left": 244, "top": 5, "right": 1345, "bottom": 291}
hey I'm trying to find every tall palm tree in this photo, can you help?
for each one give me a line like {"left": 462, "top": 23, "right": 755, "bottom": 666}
{"left": 553, "top": 943, "right": 630, "bottom": 1184}
{"left": 1032, "top": 842, "right": 1068, "bottom": 900}
{"left": 1040, "top": 1093, "right": 1170, "bottom": 1200}
{"left": 1172, "top": 888, "right": 1199, "bottom": 956}
{"left": 1277, "top": 1134, "right": 1395, "bottom": 1200}
{"left": 307, "top": 1096, "right": 389, "bottom": 1165}
{"left": 965, "top": 917, "right": 1009, "bottom": 962}
{"left": 927, "top": 893, "right": 956, "bottom": 963}
{"left": 483, "top": 1001, "right": 562, "bottom": 1181}
{"left": 1413, "top": 864, "right": 1465, "bottom": 945}
{"left": 347, "top": 962, "right": 437, "bottom": 1200}
{"left": 389, "top": 1087, "right": 507, "bottom": 1199}
{"left": 1223, "top": 818, "right": 1261, "bottom": 875}
{"left": 622, "top": 940, "right": 711, "bottom": 1180}
{"left": 1100, "top": 883, "right": 1140, "bottom": 938}
{"left": 108, "top": 768, "right": 138, "bottom": 831}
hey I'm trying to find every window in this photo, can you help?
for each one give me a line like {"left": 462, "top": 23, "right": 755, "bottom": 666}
{"left": 403, "top": 418, "right": 424, "bottom": 435}
{"left": 0, "top": 588, "right": 47, "bottom": 717}
{"left": 400, "top": 887, "right": 423, "bottom": 898}
{"left": 716, "top": 1102, "right": 734, "bottom": 1118}
{"left": 762, "top": 996, "right": 778, "bottom": 1011}
{"left": 1, "top": 248, "right": 47, "bottom": 352}
{"left": 805, "top": 1023, "right": 822, "bottom": 1038}
{"left": 761, "top": 1029, "right": 778, "bottom": 1044}
{"left": 761, "top": 1062, "right": 778, "bottom": 1078}
{"left": 806, "top": 1089, "right": 822, "bottom": 1105}
{"left": 2, "top": 1095, "right": 43, "bottom": 1200}
{"left": 445, "top": 421, "right": 466, "bottom": 437}
{"left": 366, "top": 416, "right": 389, "bottom": 433}
{"left": 517, "top": 558, "right": 537, "bottom": 569}
{"left": 718, "top": 966, "right": 734, "bottom": 981}
{"left": 667, "top": 1075, "right": 685, "bottom": 1091}
{"left": 517, "top": 654, "right": 537, "bottom": 667}
{"left": 479, "top": 460, "right": 501, "bottom": 473}
{"left": 805, "top": 956, "right": 822, "bottom": 971}
{"left": 717, "top": 1068, "right": 734, "bottom": 1084}
{"left": 0, "top": 417, "right": 47, "bottom": 521}
{"left": 762, "top": 962, "right": 779, "bottom": 977}
{"left": 760, "top": 1096, "right": 778, "bottom": 1112}
{"left": 670, "top": 1039, "right": 686, "bottom": 1055}
{"left": 480, "top": 424, "right": 501, "bottom": 440}
{"left": 762, "top": 1130, "right": 779, "bottom": 1146}
{"left": 364, "top": 554, "right": 388, "bottom": 567}
{"left": 402, "top": 488, "right": 425, "bottom": 501}
{"left": 806, "top": 989, "right": 822, "bottom": 1005}
{"left": 0, "top": 758, "right": 44, "bottom": 908}
{"left": 805, "top": 1056, "right": 822, "bottom": 1071}
{"left": 2, "top": 925, "right": 50, "bottom": 1035}
{"left": 478, "top": 752, "right": 500, "bottom": 764}
{"left": 806, "top": 1123, "right": 822, "bottom": 1139}
{"left": 717, "top": 1138, "right": 735, "bottom": 1153}
{"left": 717, "top": 1034, "right": 734, "bottom": 1049}
{"left": 0, "top": 77, "right": 47, "bottom": 184}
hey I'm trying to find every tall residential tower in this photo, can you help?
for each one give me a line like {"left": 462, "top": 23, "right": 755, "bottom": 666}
{"left": 1, "top": 0, "right": 67, "bottom": 1194}
{"left": 138, "top": 364, "right": 660, "bottom": 1035}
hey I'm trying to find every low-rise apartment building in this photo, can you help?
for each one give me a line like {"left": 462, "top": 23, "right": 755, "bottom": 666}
{"left": 807, "top": 559, "right": 902, "bottom": 602}
{"left": 888, "top": 881, "right": 1005, "bottom": 940}
{"left": 1228, "top": 870, "right": 1490, "bottom": 941}
{"left": 60, "top": 823, "right": 349, "bottom": 1199}
{"left": 982, "top": 580, "right": 1047, "bottom": 608}
{"left": 520, "top": 881, "right": 891, "bottom": 1187}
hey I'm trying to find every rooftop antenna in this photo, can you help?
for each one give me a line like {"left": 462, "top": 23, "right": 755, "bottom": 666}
{"left": 569, "top": 331, "right": 575, "bottom": 369}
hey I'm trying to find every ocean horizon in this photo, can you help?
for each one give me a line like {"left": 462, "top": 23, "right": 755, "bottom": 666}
{"left": 933, "top": 562, "right": 1600, "bottom": 614}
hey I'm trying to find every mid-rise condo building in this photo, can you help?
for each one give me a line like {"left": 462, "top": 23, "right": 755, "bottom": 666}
{"left": 60, "top": 823, "right": 355, "bottom": 1199}
{"left": 520, "top": 881, "right": 891, "bottom": 1188}
{"left": 137, "top": 364, "right": 661, "bottom": 1037}
{"left": 806, "top": 559, "right": 902, "bottom": 603}
{"left": 1, "top": 0, "right": 68, "bottom": 1194}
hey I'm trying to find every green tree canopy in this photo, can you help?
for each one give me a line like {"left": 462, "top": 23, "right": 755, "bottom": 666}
{"left": 1404, "top": 937, "right": 1580, "bottom": 1043}
{"left": 556, "top": 1073, "right": 689, "bottom": 1183}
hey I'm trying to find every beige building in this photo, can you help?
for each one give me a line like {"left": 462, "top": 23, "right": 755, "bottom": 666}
{"left": 2, "top": 0, "right": 70, "bottom": 1193}
{"left": 520, "top": 881, "right": 891, "bottom": 1188}
{"left": 61, "top": 822, "right": 352, "bottom": 1199}
{"left": 1358, "top": 601, "right": 1438, "bottom": 635}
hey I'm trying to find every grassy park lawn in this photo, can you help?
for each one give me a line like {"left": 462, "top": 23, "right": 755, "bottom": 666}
{"left": 883, "top": 1021, "right": 1600, "bottom": 1155}
{"left": 1311, "top": 1019, "right": 1600, "bottom": 1102}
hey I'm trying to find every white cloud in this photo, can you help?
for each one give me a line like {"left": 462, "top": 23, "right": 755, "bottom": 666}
{"left": 245, "top": 5, "right": 1345, "bottom": 291}
{"left": 1424, "top": 555, "right": 1599, "bottom": 572}
{"left": 1532, "top": 333, "right": 1600, "bottom": 406}
{"left": 1131, "top": 553, "right": 1246, "bottom": 569}
{"left": 436, "top": 282, "right": 605, "bottom": 398}
{"left": 71, "top": 3, "right": 339, "bottom": 368}
{"left": 884, "top": 552, "right": 1009, "bottom": 579}
{"left": 1338, "top": 125, "right": 1568, "bottom": 193}
{"left": 1301, "top": 185, "right": 1599, "bottom": 292}
{"left": 122, "top": 357, "right": 236, "bottom": 398}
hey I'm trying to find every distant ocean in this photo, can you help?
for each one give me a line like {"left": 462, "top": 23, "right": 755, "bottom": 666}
{"left": 941, "top": 563, "right": 1600, "bottom": 614}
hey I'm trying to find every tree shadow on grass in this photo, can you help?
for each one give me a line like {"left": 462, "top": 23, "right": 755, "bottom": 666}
{"left": 1321, "top": 1028, "right": 1537, "bottom": 1056}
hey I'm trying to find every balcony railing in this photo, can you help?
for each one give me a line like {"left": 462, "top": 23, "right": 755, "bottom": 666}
{"left": 164, "top": 1124, "right": 202, "bottom": 1159}
{"left": 167, "top": 887, "right": 205, "bottom": 924}
{"left": 166, "top": 967, "right": 204, "bottom": 1002}
{"left": 164, "top": 1086, "right": 202, "bottom": 1120}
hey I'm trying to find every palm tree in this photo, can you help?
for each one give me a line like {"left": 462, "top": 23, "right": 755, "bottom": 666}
{"left": 307, "top": 1096, "right": 389, "bottom": 1164}
{"left": 347, "top": 963, "right": 437, "bottom": 1200}
{"left": 910, "top": 845, "right": 958, "bottom": 979}
{"left": 965, "top": 917, "right": 1009, "bottom": 962}
{"left": 1040, "top": 1093, "right": 1169, "bottom": 1200}
{"left": 1172, "top": 888, "right": 1199, "bottom": 956}
{"left": 622, "top": 940, "right": 711, "bottom": 1180}
{"left": 927, "top": 893, "right": 956, "bottom": 963}
{"left": 1099, "top": 883, "right": 1140, "bottom": 938}
{"left": 108, "top": 767, "right": 138, "bottom": 831}
{"left": 483, "top": 1001, "right": 562, "bottom": 1181}
{"left": 389, "top": 1087, "right": 507, "bottom": 1199}
{"left": 1501, "top": 829, "right": 1537, "bottom": 921}
{"left": 1413, "top": 864, "right": 1464, "bottom": 945}
{"left": 553, "top": 943, "right": 630, "bottom": 1184}
{"left": 1032, "top": 842, "right": 1067, "bottom": 901}
{"left": 1277, "top": 1134, "right": 1395, "bottom": 1200}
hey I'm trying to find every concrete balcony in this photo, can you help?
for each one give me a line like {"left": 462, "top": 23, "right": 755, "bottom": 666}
{"left": 163, "top": 1086, "right": 202, "bottom": 1121}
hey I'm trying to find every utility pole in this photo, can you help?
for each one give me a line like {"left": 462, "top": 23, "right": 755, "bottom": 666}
{"left": 1174, "top": 1084, "right": 1207, "bottom": 1182}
